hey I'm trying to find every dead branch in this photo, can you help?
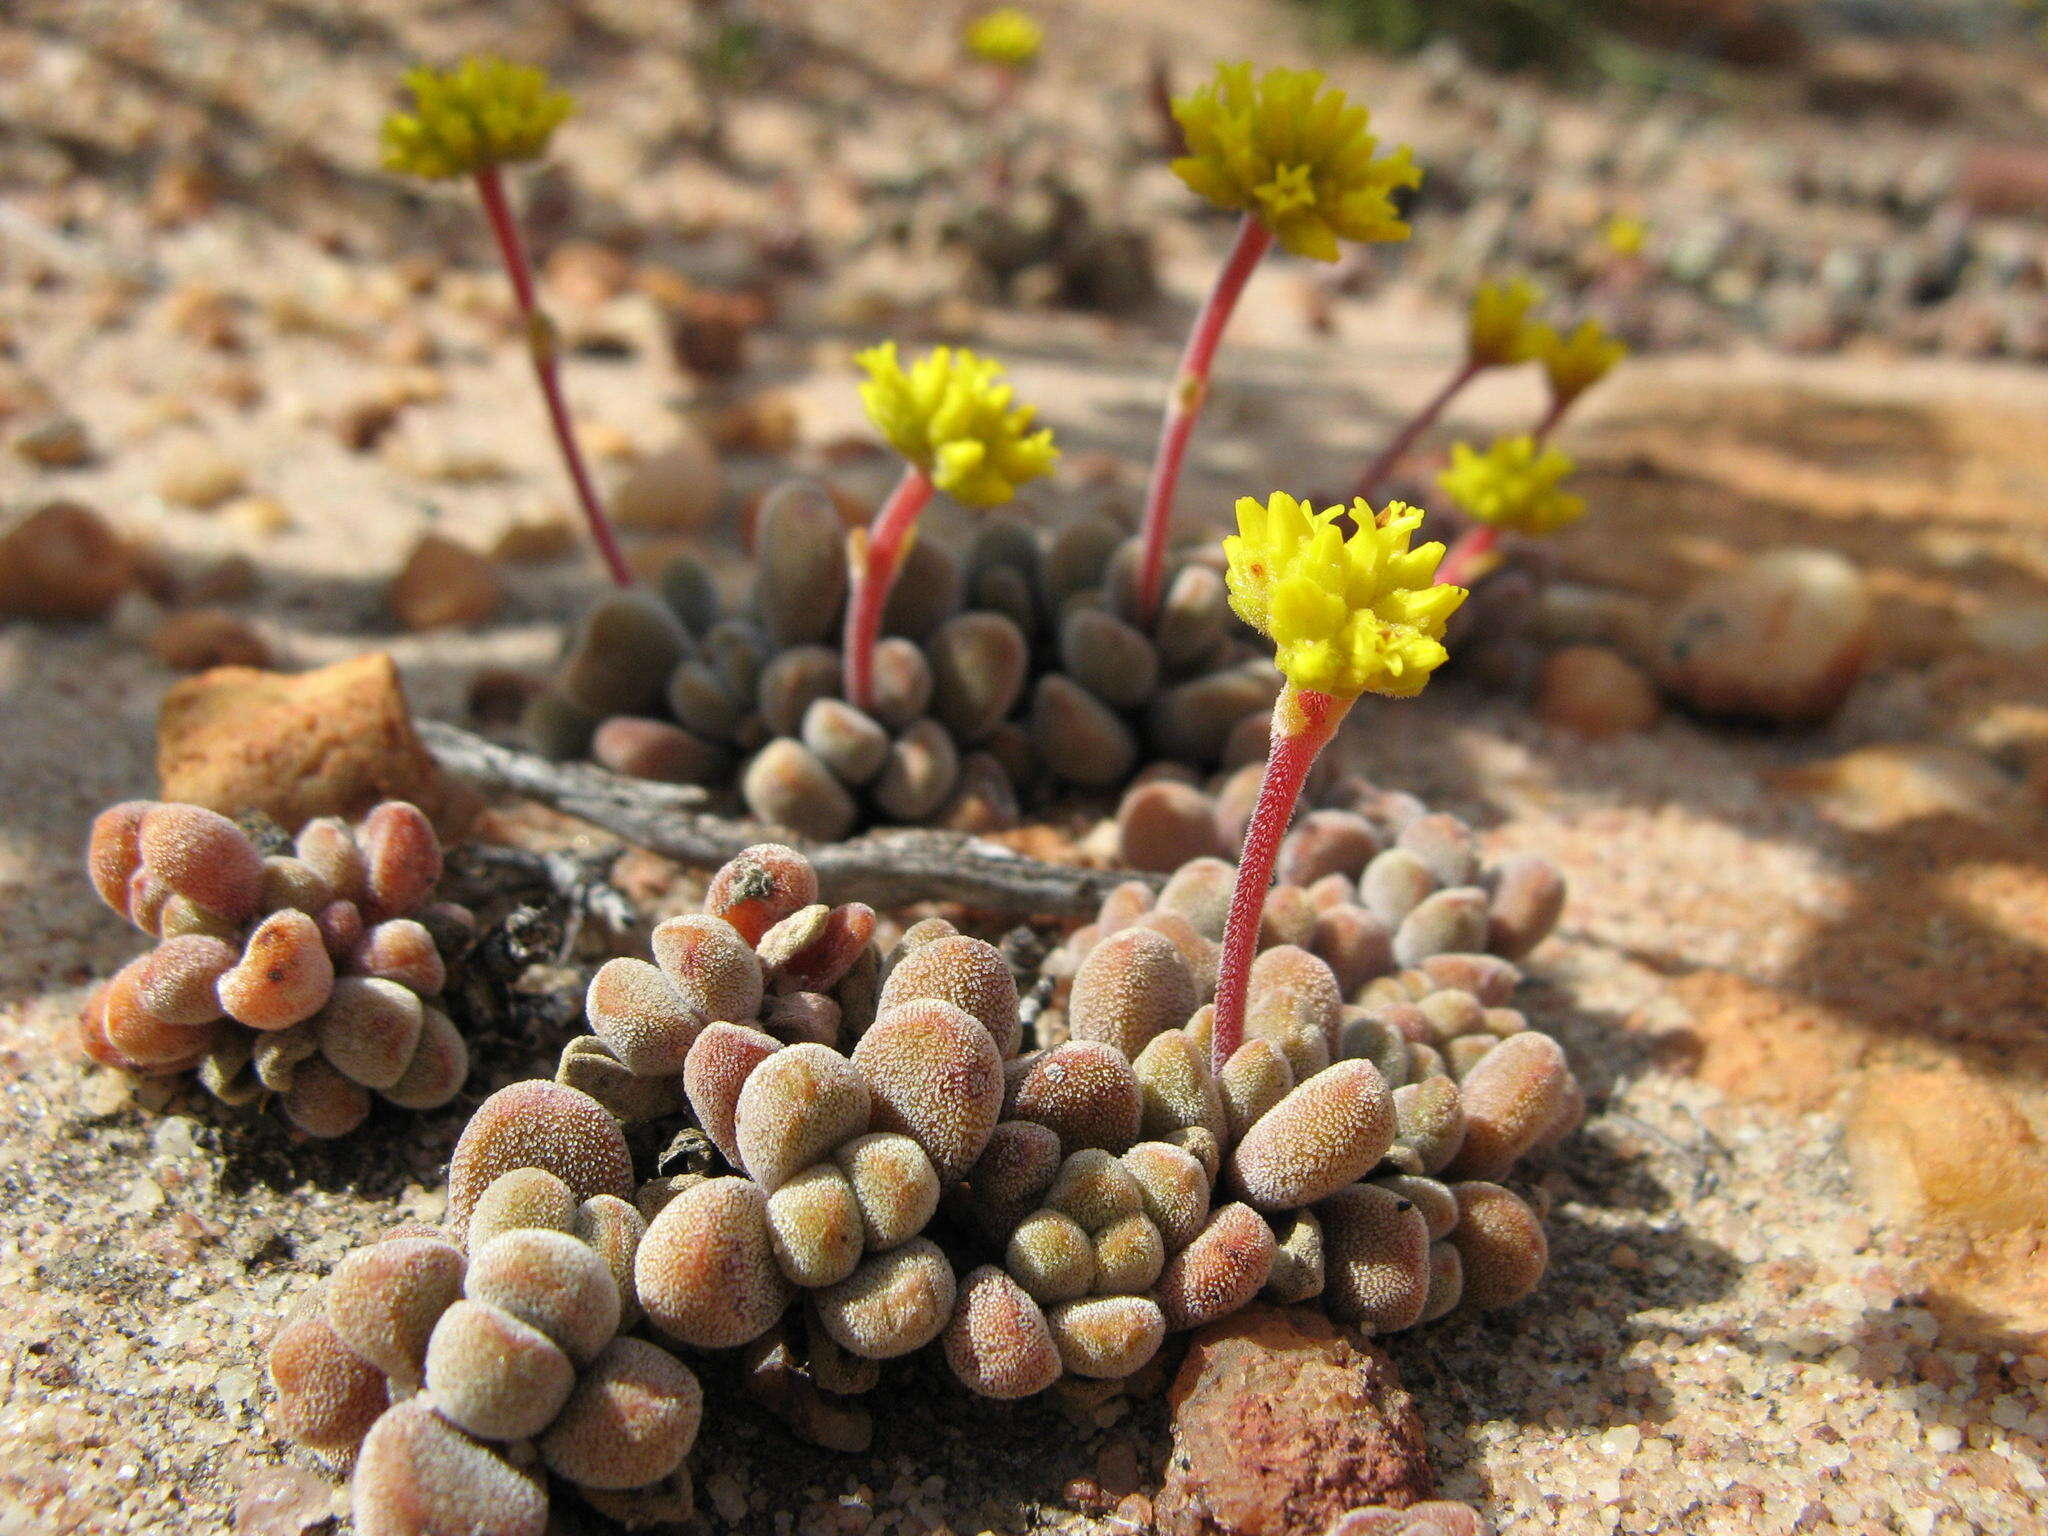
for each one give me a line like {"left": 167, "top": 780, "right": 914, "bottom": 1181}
{"left": 419, "top": 720, "right": 1154, "bottom": 918}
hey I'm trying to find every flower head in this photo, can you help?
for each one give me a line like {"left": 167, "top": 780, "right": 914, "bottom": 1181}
{"left": 1466, "top": 278, "right": 1546, "bottom": 369}
{"left": 1171, "top": 64, "right": 1421, "bottom": 262}
{"left": 380, "top": 57, "right": 574, "bottom": 180}
{"left": 1438, "top": 437, "right": 1584, "bottom": 536}
{"left": 857, "top": 343, "right": 1058, "bottom": 507}
{"left": 1603, "top": 215, "right": 1647, "bottom": 259}
{"left": 1532, "top": 318, "right": 1627, "bottom": 407}
{"left": 1224, "top": 494, "right": 1464, "bottom": 699}
{"left": 964, "top": 8, "right": 1044, "bottom": 68}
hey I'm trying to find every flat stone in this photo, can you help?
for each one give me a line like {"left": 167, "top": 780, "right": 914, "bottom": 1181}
{"left": 1156, "top": 1305, "right": 1433, "bottom": 1536}
{"left": 157, "top": 653, "right": 465, "bottom": 833}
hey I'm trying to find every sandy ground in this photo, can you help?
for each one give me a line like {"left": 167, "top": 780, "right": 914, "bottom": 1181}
{"left": 4, "top": 2, "right": 2048, "bottom": 1533}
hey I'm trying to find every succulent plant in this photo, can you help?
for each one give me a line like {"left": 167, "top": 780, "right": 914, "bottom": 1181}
{"left": 81, "top": 800, "right": 475, "bottom": 1137}
{"left": 272, "top": 1153, "right": 702, "bottom": 1534}
{"left": 261, "top": 802, "right": 1578, "bottom": 1521}
{"left": 525, "top": 479, "right": 1297, "bottom": 841}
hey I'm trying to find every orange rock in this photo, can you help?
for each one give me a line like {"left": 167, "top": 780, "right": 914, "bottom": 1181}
{"left": 390, "top": 534, "right": 501, "bottom": 631}
{"left": 1656, "top": 550, "right": 1873, "bottom": 724}
{"left": 0, "top": 501, "right": 134, "bottom": 620}
{"left": 1847, "top": 1064, "right": 2048, "bottom": 1339}
{"left": 157, "top": 436, "right": 247, "bottom": 508}
{"left": 544, "top": 241, "right": 633, "bottom": 308}
{"left": 1156, "top": 1305, "right": 1432, "bottom": 1536}
{"left": 150, "top": 609, "right": 271, "bottom": 672}
{"left": 610, "top": 431, "right": 725, "bottom": 532}
{"left": 1847, "top": 1066, "right": 2048, "bottom": 1236}
{"left": 1536, "top": 645, "right": 1659, "bottom": 737}
{"left": 157, "top": 653, "right": 465, "bottom": 834}
{"left": 668, "top": 289, "right": 762, "bottom": 379}
{"left": 489, "top": 513, "right": 578, "bottom": 565}
{"left": 707, "top": 393, "right": 801, "bottom": 455}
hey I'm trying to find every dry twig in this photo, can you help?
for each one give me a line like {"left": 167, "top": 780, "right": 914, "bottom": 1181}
{"left": 420, "top": 720, "right": 1153, "bottom": 918}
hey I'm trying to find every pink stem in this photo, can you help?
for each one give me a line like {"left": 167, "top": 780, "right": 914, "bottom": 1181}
{"left": 1355, "top": 357, "right": 1484, "bottom": 504}
{"left": 1211, "top": 685, "right": 1351, "bottom": 1072}
{"left": 842, "top": 466, "right": 937, "bottom": 712}
{"left": 475, "top": 165, "right": 634, "bottom": 589}
{"left": 989, "top": 65, "right": 1020, "bottom": 195}
{"left": 1531, "top": 392, "right": 1571, "bottom": 445}
{"left": 1436, "top": 523, "right": 1500, "bottom": 590}
{"left": 1133, "top": 214, "right": 1274, "bottom": 630}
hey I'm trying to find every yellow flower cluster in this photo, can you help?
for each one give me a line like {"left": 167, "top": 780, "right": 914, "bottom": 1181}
{"left": 1532, "top": 318, "right": 1627, "bottom": 406}
{"left": 1171, "top": 64, "right": 1421, "bottom": 262}
{"left": 381, "top": 57, "right": 574, "bottom": 180}
{"left": 1603, "top": 215, "right": 1647, "bottom": 259}
{"left": 857, "top": 343, "right": 1058, "bottom": 507}
{"left": 1224, "top": 493, "right": 1464, "bottom": 700}
{"left": 1467, "top": 278, "right": 1546, "bottom": 369}
{"left": 964, "top": 8, "right": 1044, "bottom": 68}
{"left": 1438, "top": 437, "right": 1585, "bottom": 536}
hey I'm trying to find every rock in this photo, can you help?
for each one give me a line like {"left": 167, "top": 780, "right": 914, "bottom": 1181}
{"left": 158, "top": 436, "right": 248, "bottom": 509}
{"left": 709, "top": 393, "right": 802, "bottom": 455}
{"left": 1157, "top": 1306, "right": 1433, "bottom": 1536}
{"left": 1656, "top": 551, "right": 1873, "bottom": 725}
{"left": 544, "top": 240, "right": 633, "bottom": 307}
{"left": 150, "top": 609, "right": 271, "bottom": 671}
{"left": 668, "top": 288, "right": 761, "bottom": 379}
{"left": 1535, "top": 645, "right": 1659, "bottom": 737}
{"left": 0, "top": 501, "right": 135, "bottom": 619}
{"left": 490, "top": 512, "right": 578, "bottom": 564}
{"left": 611, "top": 430, "right": 725, "bottom": 531}
{"left": 157, "top": 653, "right": 462, "bottom": 833}
{"left": 13, "top": 414, "right": 93, "bottom": 467}
{"left": 224, "top": 495, "right": 293, "bottom": 540}
{"left": 1847, "top": 1066, "right": 2048, "bottom": 1236}
{"left": 389, "top": 534, "right": 501, "bottom": 631}
{"left": 232, "top": 1462, "right": 339, "bottom": 1536}
{"left": 335, "top": 395, "right": 404, "bottom": 452}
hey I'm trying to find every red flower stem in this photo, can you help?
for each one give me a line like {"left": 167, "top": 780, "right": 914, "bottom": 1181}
{"left": 1211, "top": 685, "right": 1352, "bottom": 1072}
{"left": 1436, "top": 524, "right": 1499, "bottom": 589}
{"left": 1133, "top": 214, "right": 1274, "bottom": 630}
{"left": 841, "top": 465, "right": 937, "bottom": 712}
{"left": 1531, "top": 392, "right": 1572, "bottom": 445}
{"left": 989, "top": 65, "right": 1020, "bottom": 194}
{"left": 474, "top": 165, "right": 634, "bottom": 589}
{"left": 1355, "top": 356, "right": 1484, "bottom": 504}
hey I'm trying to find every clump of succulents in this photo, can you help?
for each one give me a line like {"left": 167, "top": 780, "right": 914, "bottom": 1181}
{"left": 82, "top": 800, "right": 474, "bottom": 1137}
{"left": 269, "top": 1122, "right": 701, "bottom": 1535}
{"left": 261, "top": 817, "right": 1577, "bottom": 1527}
{"left": 522, "top": 470, "right": 1275, "bottom": 839}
